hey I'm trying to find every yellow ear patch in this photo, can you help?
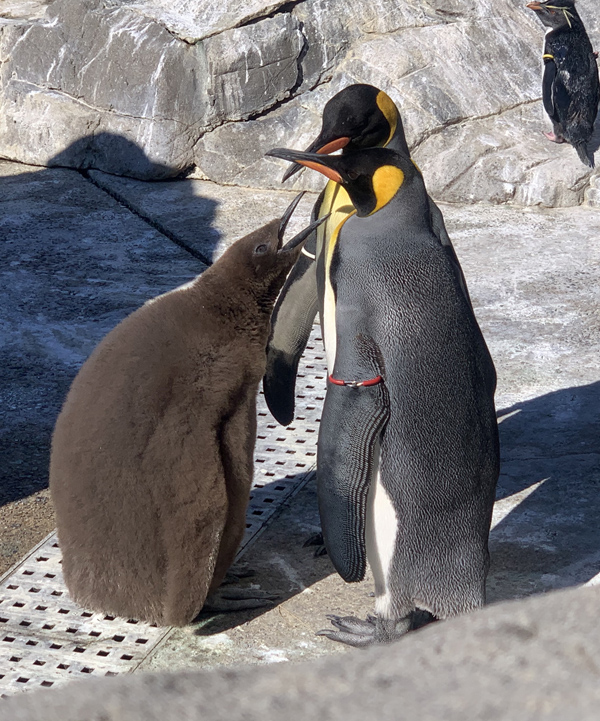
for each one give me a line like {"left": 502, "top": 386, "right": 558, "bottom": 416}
{"left": 375, "top": 91, "right": 398, "bottom": 147}
{"left": 370, "top": 165, "right": 404, "bottom": 214}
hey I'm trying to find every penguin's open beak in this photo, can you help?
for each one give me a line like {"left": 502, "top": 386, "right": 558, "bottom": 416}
{"left": 268, "top": 148, "right": 344, "bottom": 184}
{"left": 279, "top": 214, "right": 330, "bottom": 253}
{"left": 280, "top": 136, "right": 350, "bottom": 182}
{"left": 526, "top": 2, "right": 542, "bottom": 10}
{"left": 275, "top": 190, "right": 329, "bottom": 252}
{"left": 277, "top": 191, "right": 305, "bottom": 245}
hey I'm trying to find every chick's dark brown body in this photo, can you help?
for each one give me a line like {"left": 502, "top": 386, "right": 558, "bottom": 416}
{"left": 50, "top": 215, "right": 308, "bottom": 626}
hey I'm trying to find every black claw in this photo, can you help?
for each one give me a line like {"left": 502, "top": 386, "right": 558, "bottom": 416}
{"left": 303, "top": 532, "right": 324, "bottom": 547}
{"left": 316, "top": 629, "right": 376, "bottom": 648}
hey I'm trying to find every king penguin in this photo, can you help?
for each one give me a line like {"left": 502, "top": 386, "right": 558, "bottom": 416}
{"left": 50, "top": 194, "right": 324, "bottom": 626}
{"left": 263, "top": 84, "right": 463, "bottom": 427}
{"left": 266, "top": 145, "right": 500, "bottom": 646}
{"left": 527, "top": 0, "right": 599, "bottom": 167}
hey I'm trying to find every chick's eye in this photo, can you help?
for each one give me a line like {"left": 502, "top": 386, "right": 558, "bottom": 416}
{"left": 254, "top": 244, "right": 269, "bottom": 255}
{"left": 346, "top": 169, "right": 359, "bottom": 180}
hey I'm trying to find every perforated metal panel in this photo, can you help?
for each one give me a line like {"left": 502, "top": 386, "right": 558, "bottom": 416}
{"left": 0, "top": 327, "right": 327, "bottom": 698}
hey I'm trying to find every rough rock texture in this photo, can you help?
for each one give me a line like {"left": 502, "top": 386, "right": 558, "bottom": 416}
{"left": 1, "top": 0, "right": 599, "bottom": 203}
{"left": 0, "top": 0, "right": 304, "bottom": 178}
{"left": 5, "top": 585, "right": 600, "bottom": 720}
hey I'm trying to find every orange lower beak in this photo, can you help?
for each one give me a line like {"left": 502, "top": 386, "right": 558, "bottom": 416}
{"left": 297, "top": 160, "right": 343, "bottom": 184}
{"left": 317, "top": 137, "right": 351, "bottom": 155}
{"left": 526, "top": 2, "right": 542, "bottom": 9}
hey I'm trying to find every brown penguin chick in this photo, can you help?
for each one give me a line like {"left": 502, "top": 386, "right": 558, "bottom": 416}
{"left": 50, "top": 194, "right": 321, "bottom": 626}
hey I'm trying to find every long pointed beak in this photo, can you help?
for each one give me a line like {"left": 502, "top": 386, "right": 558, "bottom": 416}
{"left": 280, "top": 136, "right": 351, "bottom": 183}
{"left": 268, "top": 148, "right": 343, "bottom": 184}
{"left": 278, "top": 191, "right": 305, "bottom": 246}
{"left": 526, "top": 2, "right": 542, "bottom": 9}
{"left": 279, "top": 214, "right": 330, "bottom": 253}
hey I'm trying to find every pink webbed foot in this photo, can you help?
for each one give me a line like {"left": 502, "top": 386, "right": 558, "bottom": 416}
{"left": 543, "top": 131, "right": 565, "bottom": 144}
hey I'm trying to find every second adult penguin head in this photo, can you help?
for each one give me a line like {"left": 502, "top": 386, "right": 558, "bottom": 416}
{"left": 282, "top": 84, "right": 408, "bottom": 182}
{"left": 526, "top": 0, "right": 581, "bottom": 31}
{"left": 267, "top": 147, "right": 420, "bottom": 217}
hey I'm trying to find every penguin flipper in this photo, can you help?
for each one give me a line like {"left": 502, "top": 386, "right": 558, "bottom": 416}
{"left": 317, "top": 338, "right": 389, "bottom": 583}
{"left": 574, "top": 141, "right": 595, "bottom": 168}
{"left": 428, "top": 197, "right": 472, "bottom": 309}
{"left": 428, "top": 197, "right": 451, "bottom": 247}
{"left": 542, "top": 58, "right": 558, "bottom": 121}
{"left": 263, "top": 234, "right": 319, "bottom": 426}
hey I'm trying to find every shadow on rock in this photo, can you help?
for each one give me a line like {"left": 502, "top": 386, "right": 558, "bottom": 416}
{"left": 49, "top": 132, "right": 191, "bottom": 181}
{"left": 193, "top": 472, "right": 337, "bottom": 637}
{"left": 0, "top": 135, "right": 216, "bottom": 510}
{"left": 196, "top": 382, "right": 600, "bottom": 632}
{"left": 490, "top": 381, "right": 600, "bottom": 603}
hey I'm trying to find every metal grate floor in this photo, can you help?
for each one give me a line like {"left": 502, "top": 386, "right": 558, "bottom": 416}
{"left": 0, "top": 327, "right": 327, "bottom": 698}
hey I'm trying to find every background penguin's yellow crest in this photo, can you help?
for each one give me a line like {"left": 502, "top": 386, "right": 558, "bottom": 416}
{"left": 370, "top": 165, "right": 405, "bottom": 214}
{"left": 375, "top": 92, "right": 398, "bottom": 146}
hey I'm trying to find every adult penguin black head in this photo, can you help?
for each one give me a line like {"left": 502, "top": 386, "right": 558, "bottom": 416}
{"left": 282, "top": 84, "right": 409, "bottom": 182}
{"left": 269, "top": 146, "right": 418, "bottom": 218}
{"left": 526, "top": 0, "right": 581, "bottom": 31}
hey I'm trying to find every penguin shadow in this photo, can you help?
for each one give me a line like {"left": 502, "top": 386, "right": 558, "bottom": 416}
{"left": 193, "top": 470, "right": 337, "bottom": 637}
{"left": 50, "top": 133, "right": 222, "bottom": 264}
{"left": 0, "top": 133, "right": 216, "bottom": 511}
{"left": 488, "top": 381, "right": 600, "bottom": 605}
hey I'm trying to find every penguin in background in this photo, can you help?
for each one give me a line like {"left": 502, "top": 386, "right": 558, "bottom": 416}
{"left": 267, "top": 145, "right": 500, "bottom": 646}
{"left": 263, "top": 84, "right": 464, "bottom": 427}
{"left": 50, "top": 195, "right": 324, "bottom": 626}
{"left": 527, "top": 0, "right": 600, "bottom": 167}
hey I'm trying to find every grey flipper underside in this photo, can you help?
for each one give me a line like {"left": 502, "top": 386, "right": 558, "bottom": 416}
{"left": 202, "top": 586, "right": 279, "bottom": 613}
{"left": 263, "top": 232, "right": 318, "bottom": 426}
{"left": 317, "top": 372, "right": 389, "bottom": 583}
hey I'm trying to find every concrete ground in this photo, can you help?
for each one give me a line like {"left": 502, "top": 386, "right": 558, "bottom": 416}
{"left": 1, "top": 158, "right": 599, "bottom": 672}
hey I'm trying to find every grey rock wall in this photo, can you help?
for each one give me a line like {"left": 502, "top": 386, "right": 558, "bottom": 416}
{"left": 1, "top": 0, "right": 599, "bottom": 204}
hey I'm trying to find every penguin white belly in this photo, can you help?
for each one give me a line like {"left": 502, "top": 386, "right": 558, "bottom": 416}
{"left": 321, "top": 285, "right": 337, "bottom": 373}
{"left": 365, "top": 459, "right": 398, "bottom": 619}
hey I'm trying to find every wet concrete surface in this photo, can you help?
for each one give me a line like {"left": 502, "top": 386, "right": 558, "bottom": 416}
{"left": 0, "top": 158, "right": 599, "bottom": 671}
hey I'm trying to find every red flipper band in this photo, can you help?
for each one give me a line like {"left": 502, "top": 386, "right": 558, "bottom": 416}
{"left": 328, "top": 374, "right": 383, "bottom": 388}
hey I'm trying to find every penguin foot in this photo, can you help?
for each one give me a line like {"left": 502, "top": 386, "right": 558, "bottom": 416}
{"left": 543, "top": 131, "right": 565, "bottom": 144}
{"left": 316, "top": 614, "right": 377, "bottom": 648}
{"left": 203, "top": 586, "right": 279, "bottom": 613}
{"left": 222, "top": 563, "right": 257, "bottom": 584}
{"left": 317, "top": 610, "right": 436, "bottom": 647}
{"left": 303, "top": 532, "right": 328, "bottom": 557}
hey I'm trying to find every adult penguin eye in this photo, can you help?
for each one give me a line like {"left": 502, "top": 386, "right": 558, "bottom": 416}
{"left": 254, "top": 244, "right": 269, "bottom": 255}
{"left": 347, "top": 169, "right": 359, "bottom": 181}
